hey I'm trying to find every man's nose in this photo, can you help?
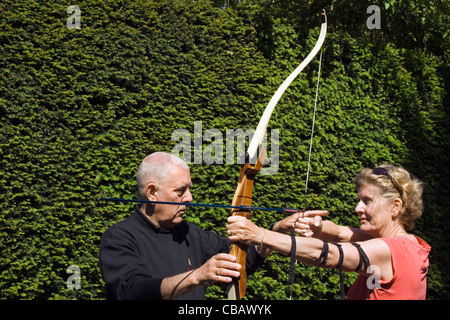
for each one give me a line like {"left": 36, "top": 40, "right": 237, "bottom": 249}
{"left": 183, "top": 189, "right": 193, "bottom": 203}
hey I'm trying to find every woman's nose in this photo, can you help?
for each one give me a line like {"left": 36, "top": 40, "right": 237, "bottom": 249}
{"left": 355, "top": 201, "right": 364, "bottom": 215}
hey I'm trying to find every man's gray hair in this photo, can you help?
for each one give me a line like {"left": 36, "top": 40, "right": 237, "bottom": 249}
{"left": 136, "top": 152, "right": 189, "bottom": 200}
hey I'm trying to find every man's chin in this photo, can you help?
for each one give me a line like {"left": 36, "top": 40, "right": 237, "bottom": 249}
{"left": 170, "top": 215, "right": 184, "bottom": 227}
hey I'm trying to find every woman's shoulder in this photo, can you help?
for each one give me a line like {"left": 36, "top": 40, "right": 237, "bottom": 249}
{"left": 381, "top": 234, "right": 431, "bottom": 252}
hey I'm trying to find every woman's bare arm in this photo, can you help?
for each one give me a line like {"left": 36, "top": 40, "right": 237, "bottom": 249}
{"left": 294, "top": 211, "right": 373, "bottom": 242}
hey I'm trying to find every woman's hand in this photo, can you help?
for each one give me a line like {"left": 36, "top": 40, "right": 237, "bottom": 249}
{"left": 295, "top": 210, "right": 327, "bottom": 237}
{"left": 226, "top": 216, "right": 263, "bottom": 246}
{"left": 274, "top": 210, "right": 328, "bottom": 237}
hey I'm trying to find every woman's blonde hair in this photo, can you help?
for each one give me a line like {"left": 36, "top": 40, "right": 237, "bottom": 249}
{"left": 356, "top": 164, "right": 424, "bottom": 231}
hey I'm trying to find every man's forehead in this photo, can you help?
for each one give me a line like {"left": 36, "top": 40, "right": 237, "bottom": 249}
{"left": 165, "top": 164, "right": 191, "bottom": 186}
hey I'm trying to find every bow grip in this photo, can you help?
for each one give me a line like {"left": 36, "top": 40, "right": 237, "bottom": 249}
{"left": 227, "top": 146, "right": 266, "bottom": 300}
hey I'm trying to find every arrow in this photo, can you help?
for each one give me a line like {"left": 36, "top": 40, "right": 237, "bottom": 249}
{"left": 97, "top": 198, "right": 300, "bottom": 214}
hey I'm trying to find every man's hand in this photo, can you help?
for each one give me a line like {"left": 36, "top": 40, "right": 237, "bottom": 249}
{"left": 160, "top": 253, "right": 241, "bottom": 299}
{"left": 192, "top": 253, "right": 242, "bottom": 286}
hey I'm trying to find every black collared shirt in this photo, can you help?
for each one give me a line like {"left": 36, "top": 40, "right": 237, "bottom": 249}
{"left": 99, "top": 205, "right": 263, "bottom": 300}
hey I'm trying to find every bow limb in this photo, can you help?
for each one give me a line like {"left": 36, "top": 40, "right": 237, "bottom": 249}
{"left": 246, "top": 9, "right": 327, "bottom": 163}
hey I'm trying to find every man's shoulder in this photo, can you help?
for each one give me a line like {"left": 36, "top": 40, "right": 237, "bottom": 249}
{"left": 102, "top": 212, "right": 140, "bottom": 239}
{"left": 181, "top": 221, "right": 228, "bottom": 245}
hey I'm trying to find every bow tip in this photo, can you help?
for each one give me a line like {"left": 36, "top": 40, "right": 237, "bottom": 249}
{"left": 321, "top": 9, "right": 327, "bottom": 23}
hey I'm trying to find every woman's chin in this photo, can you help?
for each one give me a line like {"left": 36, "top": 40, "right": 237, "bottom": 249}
{"left": 359, "top": 223, "right": 370, "bottom": 233}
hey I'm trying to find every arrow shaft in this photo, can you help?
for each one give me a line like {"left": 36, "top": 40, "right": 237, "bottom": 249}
{"left": 97, "top": 198, "right": 298, "bottom": 213}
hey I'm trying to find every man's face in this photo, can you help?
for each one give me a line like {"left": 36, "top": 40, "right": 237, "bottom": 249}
{"left": 151, "top": 164, "right": 193, "bottom": 229}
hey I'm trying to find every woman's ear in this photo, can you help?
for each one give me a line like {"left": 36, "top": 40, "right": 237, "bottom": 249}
{"left": 391, "top": 198, "right": 403, "bottom": 218}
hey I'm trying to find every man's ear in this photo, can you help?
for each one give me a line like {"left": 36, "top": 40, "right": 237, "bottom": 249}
{"left": 145, "top": 183, "right": 158, "bottom": 201}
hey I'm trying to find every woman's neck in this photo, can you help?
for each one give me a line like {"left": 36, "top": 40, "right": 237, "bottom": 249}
{"left": 378, "top": 223, "right": 406, "bottom": 238}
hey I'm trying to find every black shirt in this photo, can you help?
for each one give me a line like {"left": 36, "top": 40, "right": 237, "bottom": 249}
{"left": 99, "top": 205, "right": 264, "bottom": 300}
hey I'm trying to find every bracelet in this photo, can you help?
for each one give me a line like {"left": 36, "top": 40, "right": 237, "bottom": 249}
{"left": 255, "top": 229, "right": 266, "bottom": 254}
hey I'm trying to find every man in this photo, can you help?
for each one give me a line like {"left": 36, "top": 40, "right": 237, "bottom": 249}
{"left": 99, "top": 152, "right": 264, "bottom": 300}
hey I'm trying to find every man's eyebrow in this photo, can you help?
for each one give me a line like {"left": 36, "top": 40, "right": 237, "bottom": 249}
{"left": 175, "top": 182, "right": 193, "bottom": 190}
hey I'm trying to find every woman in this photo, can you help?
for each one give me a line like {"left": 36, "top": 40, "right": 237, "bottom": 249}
{"left": 226, "top": 164, "right": 431, "bottom": 299}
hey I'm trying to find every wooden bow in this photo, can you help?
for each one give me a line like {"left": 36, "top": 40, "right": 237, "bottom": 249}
{"left": 226, "top": 10, "right": 327, "bottom": 300}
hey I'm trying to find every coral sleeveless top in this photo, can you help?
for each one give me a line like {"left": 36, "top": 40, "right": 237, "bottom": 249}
{"left": 346, "top": 235, "right": 431, "bottom": 300}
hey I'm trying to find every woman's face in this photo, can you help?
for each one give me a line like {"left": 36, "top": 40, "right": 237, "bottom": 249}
{"left": 355, "top": 184, "right": 395, "bottom": 237}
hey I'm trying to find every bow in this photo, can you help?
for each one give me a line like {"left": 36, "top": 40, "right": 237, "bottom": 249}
{"left": 226, "top": 10, "right": 327, "bottom": 300}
